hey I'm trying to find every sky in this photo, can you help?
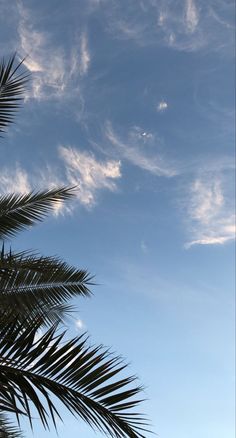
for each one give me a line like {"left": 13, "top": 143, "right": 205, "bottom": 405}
{"left": 0, "top": 0, "right": 235, "bottom": 437}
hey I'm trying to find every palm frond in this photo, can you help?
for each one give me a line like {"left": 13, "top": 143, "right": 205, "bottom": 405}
{"left": 0, "top": 249, "right": 92, "bottom": 327}
{"left": 0, "top": 412, "right": 24, "bottom": 438}
{"left": 0, "top": 187, "right": 76, "bottom": 240}
{"left": 0, "top": 320, "right": 150, "bottom": 437}
{"left": 0, "top": 54, "right": 28, "bottom": 134}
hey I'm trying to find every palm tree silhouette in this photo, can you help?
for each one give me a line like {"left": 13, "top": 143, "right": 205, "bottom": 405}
{"left": 0, "top": 55, "right": 150, "bottom": 437}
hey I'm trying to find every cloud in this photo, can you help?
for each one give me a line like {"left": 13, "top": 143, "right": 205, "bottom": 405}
{"left": 189, "top": 178, "right": 223, "bottom": 224}
{"left": 139, "top": 131, "right": 154, "bottom": 140}
{"left": 104, "top": 122, "right": 176, "bottom": 177}
{"left": 16, "top": 3, "right": 89, "bottom": 100}
{"left": 18, "top": 11, "right": 66, "bottom": 99}
{"left": 103, "top": 0, "right": 234, "bottom": 53}
{"left": 157, "top": 101, "right": 168, "bottom": 112}
{"left": 35, "top": 165, "right": 71, "bottom": 216}
{"left": 185, "top": 175, "right": 235, "bottom": 248}
{"left": 75, "top": 318, "right": 85, "bottom": 331}
{"left": 23, "top": 57, "right": 43, "bottom": 73}
{"left": 0, "top": 163, "right": 70, "bottom": 215}
{"left": 185, "top": 0, "right": 199, "bottom": 33}
{"left": 0, "top": 148, "right": 121, "bottom": 212}
{"left": 59, "top": 145, "right": 121, "bottom": 206}
{"left": 187, "top": 231, "right": 235, "bottom": 247}
{"left": 0, "top": 165, "right": 31, "bottom": 194}
{"left": 79, "top": 33, "right": 91, "bottom": 76}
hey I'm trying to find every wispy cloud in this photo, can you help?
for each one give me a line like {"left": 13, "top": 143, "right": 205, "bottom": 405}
{"left": 104, "top": 122, "right": 176, "bottom": 177}
{"left": 0, "top": 165, "right": 31, "bottom": 194}
{"left": 0, "top": 163, "right": 69, "bottom": 215}
{"left": 189, "top": 178, "right": 223, "bottom": 224}
{"left": 79, "top": 33, "right": 91, "bottom": 76}
{"left": 75, "top": 318, "right": 85, "bottom": 331}
{"left": 59, "top": 145, "right": 121, "bottom": 206}
{"left": 185, "top": 175, "right": 235, "bottom": 248}
{"left": 157, "top": 101, "right": 168, "bottom": 112}
{"left": 0, "top": 145, "right": 120, "bottom": 212}
{"left": 103, "top": 0, "right": 234, "bottom": 53}
{"left": 185, "top": 0, "right": 199, "bottom": 33}
{"left": 16, "top": 3, "right": 90, "bottom": 100}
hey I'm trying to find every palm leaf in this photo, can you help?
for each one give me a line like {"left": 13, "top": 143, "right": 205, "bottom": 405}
{"left": 0, "top": 187, "right": 76, "bottom": 240}
{"left": 0, "top": 249, "right": 92, "bottom": 327}
{"left": 0, "top": 320, "right": 150, "bottom": 437}
{"left": 0, "top": 413, "right": 24, "bottom": 438}
{"left": 0, "top": 54, "right": 28, "bottom": 134}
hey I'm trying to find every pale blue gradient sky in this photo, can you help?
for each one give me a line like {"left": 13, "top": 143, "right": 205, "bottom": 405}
{"left": 0, "top": 0, "right": 235, "bottom": 437}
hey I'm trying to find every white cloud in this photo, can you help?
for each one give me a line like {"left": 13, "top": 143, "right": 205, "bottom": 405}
{"left": 158, "top": 11, "right": 166, "bottom": 27}
{"left": 185, "top": 175, "right": 235, "bottom": 248}
{"left": 75, "top": 318, "right": 85, "bottom": 330}
{"left": 0, "top": 163, "right": 70, "bottom": 216}
{"left": 157, "top": 101, "right": 168, "bottom": 112}
{"left": 23, "top": 57, "right": 43, "bottom": 73}
{"left": 17, "top": 3, "right": 85, "bottom": 100}
{"left": 87, "top": 0, "right": 105, "bottom": 8}
{"left": 0, "top": 146, "right": 121, "bottom": 212}
{"left": 187, "top": 232, "right": 235, "bottom": 247}
{"left": 59, "top": 145, "right": 121, "bottom": 206}
{"left": 189, "top": 178, "right": 223, "bottom": 224}
{"left": 139, "top": 131, "right": 153, "bottom": 140}
{"left": 185, "top": 0, "right": 199, "bottom": 33}
{"left": 0, "top": 165, "right": 31, "bottom": 194}
{"left": 129, "top": 126, "right": 154, "bottom": 142}
{"left": 104, "top": 122, "right": 176, "bottom": 177}
{"left": 79, "top": 33, "right": 91, "bottom": 76}
{"left": 36, "top": 165, "right": 72, "bottom": 216}
{"left": 104, "top": 0, "right": 234, "bottom": 53}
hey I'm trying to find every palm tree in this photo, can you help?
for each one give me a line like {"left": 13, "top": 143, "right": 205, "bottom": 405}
{"left": 0, "top": 412, "right": 24, "bottom": 438}
{"left": 0, "top": 56, "right": 151, "bottom": 437}
{"left": 0, "top": 188, "right": 92, "bottom": 328}
{"left": 0, "top": 54, "right": 28, "bottom": 134}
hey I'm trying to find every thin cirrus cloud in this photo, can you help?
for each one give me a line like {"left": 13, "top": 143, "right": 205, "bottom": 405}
{"left": 157, "top": 101, "right": 168, "bottom": 112}
{"left": 75, "top": 318, "right": 85, "bottom": 331}
{"left": 58, "top": 146, "right": 121, "bottom": 206}
{"left": 79, "top": 33, "right": 91, "bottom": 76}
{"left": 0, "top": 147, "right": 121, "bottom": 212}
{"left": 185, "top": 175, "right": 235, "bottom": 248}
{"left": 103, "top": 0, "right": 234, "bottom": 53}
{"left": 16, "top": 3, "right": 91, "bottom": 100}
{"left": 185, "top": 0, "right": 199, "bottom": 33}
{"left": 0, "top": 165, "right": 31, "bottom": 194}
{"left": 0, "top": 163, "right": 68, "bottom": 216}
{"left": 104, "top": 122, "right": 176, "bottom": 177}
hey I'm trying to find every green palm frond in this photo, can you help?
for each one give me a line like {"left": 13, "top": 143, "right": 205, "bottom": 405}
{"left": 0, "top": 320, "right": 150, "bottom": 437}
{"left": 0, "top": 54, "right": 28, "bottom": 134}
{"left": 0, "top": 413, "right": 24, "bottom": 438}
{"left": 0, "top": 249, "right": 92, "bottom": 326}
{"left": 0, "top": 187, "right": 76, "bottom": 240}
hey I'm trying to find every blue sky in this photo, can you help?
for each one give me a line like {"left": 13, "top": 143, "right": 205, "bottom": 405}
{"left": 0, "top": 0, "right": 235, "bottom": 437}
